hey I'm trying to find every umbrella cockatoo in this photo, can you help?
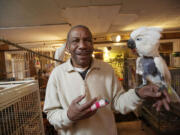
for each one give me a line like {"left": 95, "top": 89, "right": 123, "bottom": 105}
{"left": 127, "top": 27, "right": 180, "bottom": 102}
{"left": 54, "top": 44, "right": 66, "bottom": 66}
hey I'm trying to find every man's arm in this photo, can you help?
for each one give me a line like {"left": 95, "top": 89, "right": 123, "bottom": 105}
{"left": 43, "top": 71, "right": 73, "bottom": 130}
{"left": 111, "top": 71, "right": 170, "bottom": 113}
{"left": 111, "top": 71, "right": 142, "bottom": 114}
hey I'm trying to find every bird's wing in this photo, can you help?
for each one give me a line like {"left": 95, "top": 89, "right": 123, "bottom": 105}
{"left": 136, "top": 57, "right": 143, "bottom": 75}
{"left": 168, "top": 86, "right": 180, "bottom": 102}
{"left": 154, "top": 57, "right": 171, "bottom": 84}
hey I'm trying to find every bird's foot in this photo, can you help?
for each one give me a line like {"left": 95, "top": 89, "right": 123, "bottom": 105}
{"left": 158, "top": 85, "right": 166, "bottom": 91}
{"left": 138, "top": 84, "right": 146, "bottom": 89}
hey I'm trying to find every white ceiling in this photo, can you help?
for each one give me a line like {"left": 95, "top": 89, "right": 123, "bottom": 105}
{"left": 0, "top": 0, "right": 180, "bottom": 47}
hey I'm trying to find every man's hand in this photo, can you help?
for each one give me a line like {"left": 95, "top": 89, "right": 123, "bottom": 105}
{"left": 152, "top": 90, "right": 171, "bottom": 111}
{"left": 137, "top": 84, "right": 171, "bottom": 111}
{"left": 67, "top": 95, "right": 97, "bottom": 122}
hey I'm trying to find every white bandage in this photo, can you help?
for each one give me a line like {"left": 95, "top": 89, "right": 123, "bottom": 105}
{"left": 90, "top": 99, "right": 109, "bottom": 111}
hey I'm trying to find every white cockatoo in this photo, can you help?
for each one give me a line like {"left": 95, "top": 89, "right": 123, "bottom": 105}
{"left": 127, "top": 26, "right": 180, "bottom": 102}
{"left": 54, "top": 43, "right": 66, "bottom": 66}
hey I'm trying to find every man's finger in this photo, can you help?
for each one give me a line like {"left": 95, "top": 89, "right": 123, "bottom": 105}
{"left": 150, "top": 84, "right": 159, "bottom": 92}
{"left": 156, "top": 100, "right": 163, "bottom": 112}
{"left": 162, "top": 98, "right": 170, "bottom": 111}
{"left": 152, "top": 102, "right": 158, "bottom": 108}
{"left": 162, "top": 90, "right": 171, "bottom": 103}
{"left": 82, "top": 107, "right": 96, "bottom": 115}
{"left": 148, "top": 91, "right": 162, "bottom": 98}
{"left": 80, "top": 108, "right": 97, "bottom": 119}
{"left": 81, "top": 98, "right": 97, "bottom": 111}
{"left": 73, "top": 95, "right": 86, "bottom": 104}
{"left": 84, "top": 109, "right": 97, "bottom": 117}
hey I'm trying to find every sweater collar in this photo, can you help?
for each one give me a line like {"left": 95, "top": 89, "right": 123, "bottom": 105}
{"left": 65, "top": 58, "right": 100, "bottom": 72}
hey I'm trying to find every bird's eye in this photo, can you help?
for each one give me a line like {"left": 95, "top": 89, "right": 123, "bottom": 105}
{"left": 136, "top": 38, "right": 142, "bottom": 41}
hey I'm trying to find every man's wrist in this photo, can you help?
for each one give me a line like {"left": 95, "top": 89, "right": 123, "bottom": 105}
{"left": 135, "top": 87, "right": 143, "bottom": 99}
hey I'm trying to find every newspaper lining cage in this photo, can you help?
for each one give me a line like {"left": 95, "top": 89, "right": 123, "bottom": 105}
{"left": 0, "top": 80, "right": 44, "bottom": 135}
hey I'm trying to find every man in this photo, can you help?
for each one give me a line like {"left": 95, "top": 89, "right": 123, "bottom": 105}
{"left": 43, "top": 25, "right": 170, "bottom": 135}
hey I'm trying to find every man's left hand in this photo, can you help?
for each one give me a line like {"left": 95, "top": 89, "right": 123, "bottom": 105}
{"left": 136, "top": 84, "right": 171, "bottom": 111}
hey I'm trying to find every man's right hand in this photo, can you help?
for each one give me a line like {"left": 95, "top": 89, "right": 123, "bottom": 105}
{"left": 67, "top": 95, "right": 97, "bottom": 122}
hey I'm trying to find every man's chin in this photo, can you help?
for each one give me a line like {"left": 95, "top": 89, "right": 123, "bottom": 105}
{"left": 78, "top": 59, "right": 91, "bottom": 67}
{"left": 71, "top": 55, "right": 92, "bottom": 67}
{"left": 77, "top": 54, "right": 91, "bottom": 59}
{"left": 77, "top": 58, "right": 92, "bottom": 67}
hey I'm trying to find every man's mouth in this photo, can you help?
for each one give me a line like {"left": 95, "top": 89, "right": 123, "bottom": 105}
{"left": 77, "top": 53, "right": 90, "bottom": 56}
{"left": 76, "top": 51, "right": 92, "bottom": 56}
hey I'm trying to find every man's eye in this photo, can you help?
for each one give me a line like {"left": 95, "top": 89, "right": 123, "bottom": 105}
{"left": 72, "top": 39, "right": 79, "bottom": 43}
{"left": 85, "top": 39, "right": 92, "bottom": 43}
{"left": 136, "top": 38, "right": 142, "bottom": 41}
{"left": 84, "top": 38, "right": 92, "bottom": 42}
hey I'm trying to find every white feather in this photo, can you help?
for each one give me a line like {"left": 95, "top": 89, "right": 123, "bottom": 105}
{"left": 136, "top": 57, "right": 143, "bottom": 75}
{"left": 154, "top": 57, "right": 171, "bottom": 84}
{"left": 146, "top": 75, "right": 162, "bottom": 85}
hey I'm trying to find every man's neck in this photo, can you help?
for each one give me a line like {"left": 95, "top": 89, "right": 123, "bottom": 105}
{"left": 70, "top": 58, "right": 92, "bottom": 69}
{"left": 74, "top": 66, "right": 88, "bottom": 72}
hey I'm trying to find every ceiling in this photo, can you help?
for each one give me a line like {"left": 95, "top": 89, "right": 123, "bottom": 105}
{"left": 0, "top": 0, "right": 180, "bottom": 48}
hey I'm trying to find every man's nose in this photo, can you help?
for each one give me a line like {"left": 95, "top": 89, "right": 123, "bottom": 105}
{"left": 79, "top": 40, "right": 87, "bottom": 48}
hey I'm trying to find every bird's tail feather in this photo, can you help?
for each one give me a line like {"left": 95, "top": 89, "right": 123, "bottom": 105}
{"left": 168, "top": 85, "right": 180, "bottom": 103}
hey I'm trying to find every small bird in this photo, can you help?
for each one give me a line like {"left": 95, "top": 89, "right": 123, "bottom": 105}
{"left": 127, "top": 26, "right": 180, "bottom": 102}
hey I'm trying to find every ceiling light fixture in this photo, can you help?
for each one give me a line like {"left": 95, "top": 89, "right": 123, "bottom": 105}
{"left": 116, "top": 35, "right": 121, "bottom": 42}
{"left": 111, "top": 34, "right": 121, "bottom": 43}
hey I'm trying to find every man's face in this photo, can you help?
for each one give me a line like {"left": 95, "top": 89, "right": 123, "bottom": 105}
{"left": 67, "top": 27, "right": 94, "bottom": 68}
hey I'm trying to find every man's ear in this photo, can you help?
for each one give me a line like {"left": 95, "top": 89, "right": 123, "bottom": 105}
{"left": 65, "top": 43, "right": 70, "bottom": 53}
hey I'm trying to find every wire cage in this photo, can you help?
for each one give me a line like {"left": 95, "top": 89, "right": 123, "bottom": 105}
{"left": 171, "top": 68, "right": 180, "bottom": 96}
{"left": 141, "top": 68, "right": 180, "bottom": 134}
{"left": 0, "top": 80, "right": 44, "bottom": 135}
{"left": 123, "top": 58, "right": 137, "bottom": 90}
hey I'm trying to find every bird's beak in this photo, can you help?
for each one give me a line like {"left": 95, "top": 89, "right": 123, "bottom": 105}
{"left": 127, "top": 39, "right": 136, "bottom": 49}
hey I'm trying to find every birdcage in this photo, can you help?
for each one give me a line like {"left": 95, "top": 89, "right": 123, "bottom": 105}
{"left": 0, "top": 80, "right": 44, "bottom": 135}
{"left": 123, "top": 58, "right": 137, "bottom": 90}
{"left": 141, "top": 68, "right": 180, "bottom": 134}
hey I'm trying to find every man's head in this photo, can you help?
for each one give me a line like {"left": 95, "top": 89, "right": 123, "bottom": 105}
{"left": 66, "top": 25, "right": 94, "bottom": 68}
